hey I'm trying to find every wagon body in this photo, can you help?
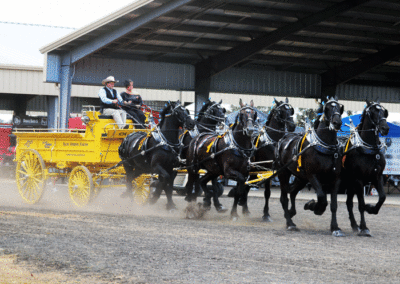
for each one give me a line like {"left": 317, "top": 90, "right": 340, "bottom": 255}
{"left": 14, "top": 106, "right": 156, "bottom": 206}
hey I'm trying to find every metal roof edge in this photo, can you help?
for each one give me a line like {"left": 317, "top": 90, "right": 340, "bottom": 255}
{"left": 39, "top": 0, "right": 154, "bottom": 54}
{"left": 0, "top": 64, "right": 43, "bottom": 71}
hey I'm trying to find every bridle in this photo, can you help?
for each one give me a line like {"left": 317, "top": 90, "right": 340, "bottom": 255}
{"left": 165, "top": 102, "right": 192, "bottom": 128}
{"left": 322, "top": 99, "right": 343, "bottom": 131}
{"left": 237, "top": 106, "right": 258, "bottom": 137}
{"left": 197, "top": 102, "right": 226, "bottom": 132}
{"left": 364, "top": 103, "right": 388, "bottom": 135}
{"left": 271, "top": 103, "right": 295, "bottom": 131}
{"left": 202, "top": 102, "right": 225, "bottom": 122}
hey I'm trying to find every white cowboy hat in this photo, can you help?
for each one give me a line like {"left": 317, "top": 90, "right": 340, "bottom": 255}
{"left": 102, "top": 76, "right": 119, "bottom": 85}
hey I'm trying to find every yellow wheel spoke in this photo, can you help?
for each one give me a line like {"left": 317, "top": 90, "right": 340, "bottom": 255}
{"left": 16, "top": 150, "right": 46, "bottom": 204}
{"left": 68, "top": 166, "right": 93, "bottom": 207}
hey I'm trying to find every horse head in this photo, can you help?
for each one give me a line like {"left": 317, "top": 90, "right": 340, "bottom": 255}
{"left": 238, "top": 99, "right": 259, "bottom": 137}
{"left": 362, "top": 99, "right": 389, "bottom": 136}
{"left": 268, "top": 97, "right": 296, "bottom": 132}
{"left": 162, "top": 100, "right": 196, "bottom": 130}
{"left": 320, "top": 96, "right": 344, "bottom": 131}
{"left": 198, "top": 99, "right": 226, "bottom": 125}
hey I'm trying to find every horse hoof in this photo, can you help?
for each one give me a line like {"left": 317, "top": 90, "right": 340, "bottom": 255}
{"left": 166, "top": 204, "right": 178, "bottom": 212}
{"left": 287, "top": 226, "right": 298, "bottom": 231}
{"left": 358, "top": 229, "right": 372, "bottom": 237}
{"left": 332, "top": 230, "right": 345, "bottom": 237}
{"left": 202, "top": 205, "right": 211, "bottom": 211}
{"left": 242, "top": 210, "right": 251, "bottom": 216}
{"left": 148, "top": 197, "right": 158, "bottom": 205}
{"left": 168, "top": 209, "right": 177, "bottom": 214}
{"left": 262, "top": 216, "right": 273, "bottom": 223}
{"left": 120, "top": 191, "right": 133, "bottom": 199}
{"left": 186, "top": 212, "right": 195, "bottom": 219}
{"left": 352, "top": 226, "right": 360, "bottom": 233}
{"left": 216, "top": 205, "right": 228, "bottom": 213}
{"left": 231, "top": 216, "right": 239, "bottom": 222}
{"left": 364, "top": 204, "right": 377, "bottom": 215}
{"left": 304, "top": 199, "right": 315, "bottom": 210}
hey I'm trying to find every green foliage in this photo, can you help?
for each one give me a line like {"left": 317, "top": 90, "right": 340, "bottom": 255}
{"left": 296, "top": 108, "right": 318, "bottom": 128}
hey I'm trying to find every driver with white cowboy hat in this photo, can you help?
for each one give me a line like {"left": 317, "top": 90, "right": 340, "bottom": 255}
{"left": 98, "top": 76, "right": 127, "bottom": 129}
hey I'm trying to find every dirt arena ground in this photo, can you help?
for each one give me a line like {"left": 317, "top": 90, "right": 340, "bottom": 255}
{"left": 1, "top": 177, "right": 400, "bottom": 284}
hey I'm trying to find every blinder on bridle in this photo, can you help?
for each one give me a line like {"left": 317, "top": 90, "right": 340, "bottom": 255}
{"left": 164, "top": 102, "right": 192, "bottom": 127}
{"left": 238, "top": 106, "right": 259, "bottom": 137}
{"left": 364, "top": 102, "right": 388, "bottom": 132}
{"left": 322, "top": 98, "right": 344, "bottom": 131}
{"left": 204, "top": 102, "right": 226, "bottom": 122}
{"left": 273, "top": 103, "right": 295, "bottom": 130}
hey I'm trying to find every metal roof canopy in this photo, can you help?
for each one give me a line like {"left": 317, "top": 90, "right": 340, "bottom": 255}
{"left": 41, "top": 0, "right": 400, "bottom": 128}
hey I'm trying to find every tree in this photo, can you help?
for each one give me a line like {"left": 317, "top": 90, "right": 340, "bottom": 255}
{"left": 296, "top": 107, "right": 318, "bottom": 128}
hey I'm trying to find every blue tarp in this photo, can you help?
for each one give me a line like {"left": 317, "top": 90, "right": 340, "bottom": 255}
{"left": 340, "top": 114, "right": 400, "bottom": 138}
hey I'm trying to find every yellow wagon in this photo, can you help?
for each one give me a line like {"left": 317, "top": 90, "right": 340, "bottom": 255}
{"left": 14, "top": 106, "right": 155, "bottom": 207}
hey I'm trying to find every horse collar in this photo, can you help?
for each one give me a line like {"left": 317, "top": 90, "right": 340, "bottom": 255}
{"left": 228, "top": 130, "right": 255, "bottom": 158}
{"left": 256, "top": 128, "right": 276, "bottom": 148}
{"left": 349, "top": 131, "right": 386, "bottom": 155}
{"left": 306, "top": 128, "right": 339, "bottom": 154}
{"left": 154, "top": 126, "right": 182, "bottom": 149}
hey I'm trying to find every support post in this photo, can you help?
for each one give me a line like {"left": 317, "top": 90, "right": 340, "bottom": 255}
{"left": 47, "top": 96, "right": 58, "bottom": 130}
{"left": 194, "top": 66, "right": 211, "bottom": 115}
{"left": 59, "top": 54, "right": 72, "bottom": 130}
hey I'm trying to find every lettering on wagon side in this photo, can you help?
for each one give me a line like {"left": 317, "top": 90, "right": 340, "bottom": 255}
{"left": 24, "top": 140, "right": 33, "bottom": 148}
{"left": 62, "top": 142, "right": 89, "bottom": 146}
{"left": 42, "top": 141, "right": 52, "bottom": 148}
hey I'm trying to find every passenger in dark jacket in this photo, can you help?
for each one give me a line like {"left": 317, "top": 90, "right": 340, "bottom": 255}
{"left": 120, "top": 80, "right": 146, "bottom": 129}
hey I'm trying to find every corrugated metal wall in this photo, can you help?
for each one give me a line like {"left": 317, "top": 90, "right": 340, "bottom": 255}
{"left": 211, "top": 68, "right": 320, "bottom": 97}
{"left": 337, "top": 84, "right": 400, "bottom": 104}
{"left": 72, "top": 57, "right": 195, "bottom": 90}
{"left": 1, "top": 64, "right": 399, "bottom": 116}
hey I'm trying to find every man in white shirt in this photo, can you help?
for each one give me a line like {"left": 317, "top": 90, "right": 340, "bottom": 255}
{"left": 98, "top": 76, "right": 126, "bottom": 129}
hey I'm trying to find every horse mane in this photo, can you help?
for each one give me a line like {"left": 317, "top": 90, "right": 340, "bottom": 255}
{"left": 266, "top": 101, "right": 282, "bottom": 126}
{"left": 158, "top": 103, "right": 173, "bottom": 128}
{"left": 197, "top": 100, "right": 212, "bottom": 121}
{"left": 266, "top": 107, "right": 277, "bottom": 126}
{"left": 358, "top": 105, "right": 368, "bottom": 130}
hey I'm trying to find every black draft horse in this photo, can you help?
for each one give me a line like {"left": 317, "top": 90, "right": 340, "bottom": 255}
{"left": 185, "top": 99, "right": 259, "bottom": 219}
{"left": 179, "top": 99, "right": 227, "bottom": 212}
{"left": 118, "top": 101, "right": 196, "bottom": 210}
{"left": 275, "top": 97, "right": 344, "bottom": 236}
{"left": 341, "top": 99, "right": 389, "bottom": 236}
{"left": 229, "top": 98, "right": 296, "bottom": 220}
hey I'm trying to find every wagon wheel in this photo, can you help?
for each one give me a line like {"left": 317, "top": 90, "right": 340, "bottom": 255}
{"left": 68, "top": 165, "right": 93, "bottom": 207}
{"left": 132, "top": 174, "right": 152, "bottom": 205}
{"left": 16, "top": 149, "right": 47, "bottom": 204}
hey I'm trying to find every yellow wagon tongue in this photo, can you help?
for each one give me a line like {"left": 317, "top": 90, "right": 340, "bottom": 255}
{"left": 297, "top": 133, "right": 308, "bottom": 172}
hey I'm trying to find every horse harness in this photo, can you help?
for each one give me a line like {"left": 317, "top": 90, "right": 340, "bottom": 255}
{"left": 188, "top": 128, "right": 256, "bottom": 170}
{"left": 341, "top": 102, "right": 387, "bottom": 168}
{"left": 341, "top": 130, "right": 386, "bottom": 170}
{"left": 275, "top": 127, "right": 341, "bottom": 173}
{"left": 255, "top": 127, "right": 277, "bottom": 148}
{"left": 120, "top": 126, "right": 186, "bottom": 167}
